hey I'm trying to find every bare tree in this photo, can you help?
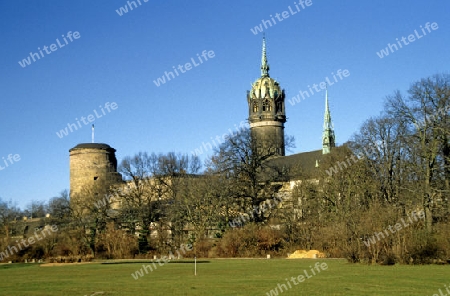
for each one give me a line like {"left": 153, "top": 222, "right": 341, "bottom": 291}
{"left": 24, "top": 200, "right": 47, "bottom": 219}
{"left": 114, "top": 152, "right": 202, "bottom": 252}
{"left": 0, "top": 198, "right": 20, "bottom": 240}
{"left": 351, "top": 115, "right": 410, "bottom": 206}
{"left": 208, "top": 129, "right": 292, "bottom": 225}
{"left": 47, "top": 190, "right": 71, "bottom": 223}
{"left": 386, "top": 74, "right": 450, "bottom": 229}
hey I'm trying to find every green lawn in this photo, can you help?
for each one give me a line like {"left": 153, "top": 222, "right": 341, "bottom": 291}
{"left": 0, "top": 259, "right": 448, "bottom": 295}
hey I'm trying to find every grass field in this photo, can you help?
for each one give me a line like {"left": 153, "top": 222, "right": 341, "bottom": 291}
{"left": 0, "top": 259, "right": 449, "bottom": 295}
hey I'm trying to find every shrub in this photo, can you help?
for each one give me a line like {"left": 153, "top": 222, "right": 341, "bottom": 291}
{"left": 215, "top": 224, "right": 285, "bottom": 257}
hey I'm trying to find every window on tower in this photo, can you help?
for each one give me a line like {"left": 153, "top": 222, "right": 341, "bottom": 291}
{"left": 262, "top": 99, "right": 272, "bottom": 112}
{"left": 253, "top": 102, "right": 258, "bottom": 113}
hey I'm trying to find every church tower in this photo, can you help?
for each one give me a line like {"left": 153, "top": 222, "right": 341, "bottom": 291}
{"left": 322, "top": 88, "right": 335, "bottom": 154}
{"left": 247, "top": 37, "right": 286, "bottom": 157}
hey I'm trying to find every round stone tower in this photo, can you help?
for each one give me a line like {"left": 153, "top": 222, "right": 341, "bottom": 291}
{"left": 69, "top": 143, "right": 122, "bottom": 209}
{"left": 247, "top": 37, "right": 286, "bottom": 157}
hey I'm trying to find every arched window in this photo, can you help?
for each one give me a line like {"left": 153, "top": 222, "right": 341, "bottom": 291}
{"left": 262, "top": 99, "right": 272, "bottom": 112}
{"left": 253, "top": 102, "right": 258, "bottom": 113}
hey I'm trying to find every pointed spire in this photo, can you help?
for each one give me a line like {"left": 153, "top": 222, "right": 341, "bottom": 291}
{"left": 323, "top": 86, "right": 332, "bottom": 130}
{"left": 261, "top": 35, "right": 270, "bottom": 77}
{"left": 322, "top": 86, "right": 335, "bottom": 154}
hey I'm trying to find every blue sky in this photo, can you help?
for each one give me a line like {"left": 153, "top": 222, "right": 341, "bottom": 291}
{"left": 0, "top": 0, "right": 449, "bottom": 209}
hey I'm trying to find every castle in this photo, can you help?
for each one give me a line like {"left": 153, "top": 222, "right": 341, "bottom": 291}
{"left": 69, "top": 37, "right": 336, "bottom": 209}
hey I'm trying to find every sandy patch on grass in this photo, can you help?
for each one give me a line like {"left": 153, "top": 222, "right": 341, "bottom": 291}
{"left": 287, "top": 250, "right": 326, "bottom": 259}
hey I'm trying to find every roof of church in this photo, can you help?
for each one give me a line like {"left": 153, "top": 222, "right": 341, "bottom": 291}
{"left": 268, "top": 149, "right": 323, "bottom": 179}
